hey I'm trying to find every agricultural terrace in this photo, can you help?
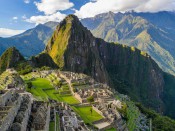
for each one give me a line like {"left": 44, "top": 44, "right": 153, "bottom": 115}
{"left": 71, "top": 106, "right": 103, "bottom": 124}
{"left": 25, "top": 77, "right": 80, "bottom": 104}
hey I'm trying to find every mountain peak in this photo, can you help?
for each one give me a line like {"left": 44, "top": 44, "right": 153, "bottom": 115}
{"left": 58, "top": 14, "right": 82, "bottom": 29}
{"left": 46, "top": 14, "right": 109, "bottom": 83}
{"left": 65, "top": 14, "right": 80, "bottom": 23}
{"left": 0, "top": 47, "right": 24, "bottom": 74}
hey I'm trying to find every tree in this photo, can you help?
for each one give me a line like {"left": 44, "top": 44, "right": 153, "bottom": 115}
{"left": 27, "top": 82, "right": 32, "bottom": 89}
{"left": 87, "top": 96, "right": 94, "bottom": 104}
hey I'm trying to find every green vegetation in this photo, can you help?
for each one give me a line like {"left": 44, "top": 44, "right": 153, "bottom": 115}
{"left": 163, "top": 72, "right": 175, "bottom": 119}
{"left": 46, "top": 16, "right": 72, "bottom": 68}
{"left": 25, "top": 77, "right": 79, "bottom": 104}
{"left": 136, "top": 103, "right": 175, "bottom": 131}
{"left": 0, "top": 47, "right": 26, "bottom": 74}
{"left": 56, "top": 113, "right": 60, "bottom": 131}
{"left": 14, "top": 61, "right": 33, "bottom": 75}
{"left": 26, "top": 78, "right": 51, "bottom": 101}
{"left": 140, "top": 51, "right": 148, "bottom": 57}
{"left": 30, "top": 53, "right": 58, "bottom": 69}
{"left": 87, "top": 96, "right": 94, "bottom": 104}
{"left": 131, "top": 46, "right": 135, "bottom": 52}
{"left": 71, "top": 106, "right": 103, "bottom": 124}
{"left": 105, "top": 128, "right": 116, "bottom": 131}
{"left": 126, "top": 101, "right": 140, "bottom": 131}
{"left": 49, "top": 122, "right": 54, "bottom": 131}
{"left": 115, "top": 95, "right": 141, "bottom": 131}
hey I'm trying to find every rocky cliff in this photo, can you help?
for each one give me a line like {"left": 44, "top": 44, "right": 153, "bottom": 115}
{"left": 96, "top": 39, "right": 164, "bottom": 111}
{"left": 45, "top": 15, "right": 165, "bottom": 112}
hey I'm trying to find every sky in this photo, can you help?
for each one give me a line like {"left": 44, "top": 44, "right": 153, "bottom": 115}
{"left": 0, "top": 0, "right": 175, "bottom": 37}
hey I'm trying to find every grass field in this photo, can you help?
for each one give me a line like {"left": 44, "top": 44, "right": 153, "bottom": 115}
{"left": 71, "top": 106, "right": 103, "bottom": 124}
{"left": 26, "top": 78, "right": 52, "bottom": 101}
{"left": 26, "top": 78, "right": 80, "bottom": 104}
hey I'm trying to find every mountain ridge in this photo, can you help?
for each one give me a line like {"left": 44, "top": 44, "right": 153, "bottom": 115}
{"left": 81, "top": 11, "right": 175, "bottom": 76}
{"left": 0, "top": 21, "right": 58, "bottom": 57}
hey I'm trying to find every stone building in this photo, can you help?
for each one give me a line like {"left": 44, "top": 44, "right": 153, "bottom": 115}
{"left": 0, "top": 91, "right": 22, "bottom": 131}
{"left": 29, "top": 101, "right": 50, "bottom": 131}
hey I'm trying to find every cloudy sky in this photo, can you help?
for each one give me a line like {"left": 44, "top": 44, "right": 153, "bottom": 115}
{"left": 0, "top": 0, "right": 175, "bottom": 37}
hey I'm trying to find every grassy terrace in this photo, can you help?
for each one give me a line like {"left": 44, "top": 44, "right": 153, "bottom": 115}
{"left": 71, "top": 106, "right": 103, "bottom": 124}
{"left": 26, "top": 78, "right": 80, "bottom": 104}
{"left": 115, "top": 95, "right": 140, "bottom": 131}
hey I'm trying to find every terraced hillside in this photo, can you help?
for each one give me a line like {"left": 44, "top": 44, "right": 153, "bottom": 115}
{"left": 0, "top": 69, "right": 24, "bottom": 89}
{"left": 23, "top": 72, "right": 80, "bottom": 104}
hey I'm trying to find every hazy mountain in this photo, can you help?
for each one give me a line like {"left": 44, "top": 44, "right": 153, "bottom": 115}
{"left": 0, "top": 21, "right": 58, "bottom": 58}
{"left": 81, "top": 11, "right": 175, "bottom": 76}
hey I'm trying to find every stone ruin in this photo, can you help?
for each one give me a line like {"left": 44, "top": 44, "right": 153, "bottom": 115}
{"left": 58, "top": 102, "right": 89, "bottom": 131}
{"left": 0, "top": 89, "right": 50, "bottom": 131}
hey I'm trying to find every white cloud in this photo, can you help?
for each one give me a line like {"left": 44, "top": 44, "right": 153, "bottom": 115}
{"left": 34, "top": 0, "right": 74, "bottom": 15}
{"left": 75, "top": 0, "right": 175, "bottom": 18}
{"left": 26, "top": 12, "right": 66, "bottom": 24}
{"left": 13, "top": 17, "right": 18, "bottom": 20}
{"left": 22, "top": 15, "right": 27, "bottom": 20}
{"left": 0, "top": 28, "right": 25, "bottom": 37}
{"left": 24, "top": 0, "right": 30, "bottom": 4}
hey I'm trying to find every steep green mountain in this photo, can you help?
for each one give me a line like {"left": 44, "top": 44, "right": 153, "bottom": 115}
{"left": 0, "top": 47, "right": 57, "bottom": 75}
{"left": 30, "top": 52, "right": 58, "bottom": 68}
{"left": 46, "top": 15, "right": 109, "bottom": 83}
{"left": 0, "top": 21, "right": 58, "bottom": 57}
{"left": 45, "top": 15, "right": 166, "bottom": 114}
{"left": 0, "top": 47, "right": 25, "bottom": 74}
{"left": 81, "top": 11, "right": 175, "bottom": 76}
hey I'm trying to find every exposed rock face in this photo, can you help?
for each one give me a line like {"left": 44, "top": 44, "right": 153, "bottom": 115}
{"left": 96, "top": 39, "right": 165, "bottom": 111}
{"left": 46, "top": 15, "right": 165, "bottom": 112}
{"left": 0, "top": 47, "right": 24, "bottom": 73}
{"left": 46, "top": 15, "right": 109, "bottom": 83}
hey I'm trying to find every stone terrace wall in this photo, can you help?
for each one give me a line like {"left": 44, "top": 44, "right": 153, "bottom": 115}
{"left": 0, "top": 95, "right": 22, "bottom": 131}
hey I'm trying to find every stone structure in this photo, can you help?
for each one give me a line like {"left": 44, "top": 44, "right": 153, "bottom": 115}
{"left": 58, "top": 102, "right": 89, "bottom": 131}
{"left": 29, "top": 101, "right": 50, "bottom": 131}
{"left": 0, "top": 91, "right": 22, "bottom": 131}
{"left": 10, "top": 94, "right": 32, "bottom": 131}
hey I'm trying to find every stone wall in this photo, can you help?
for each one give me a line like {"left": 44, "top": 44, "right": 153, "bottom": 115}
{"left": 44, "top": 105, "right": 50, "bottom": 131}
{"left": 0, "top": 90, "right": 14, "bottom": 106}
{"left": 74, "top": 93, "right": 82, "bottom": 103}
{"left": 92, "top": 105, "right": 105, "bottom": 118}
{"left": 20, "top": 95, "right": 32, "bottom": 131}
{"left": 0, "top": 95, "right": 22, "bottom": 131}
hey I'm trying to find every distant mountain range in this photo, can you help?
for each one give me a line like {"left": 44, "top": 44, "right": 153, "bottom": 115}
{"left": 0, "top": 21, "right": 58, "bottom": 58}
{"left": 1, "top": 15, "right": 175, "bottom": 120}
{"left": 1, "top": 11, "right": 175, "bottom": 76}
{"left": 81, "top": 11, "right": 175, "bottom": 76}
